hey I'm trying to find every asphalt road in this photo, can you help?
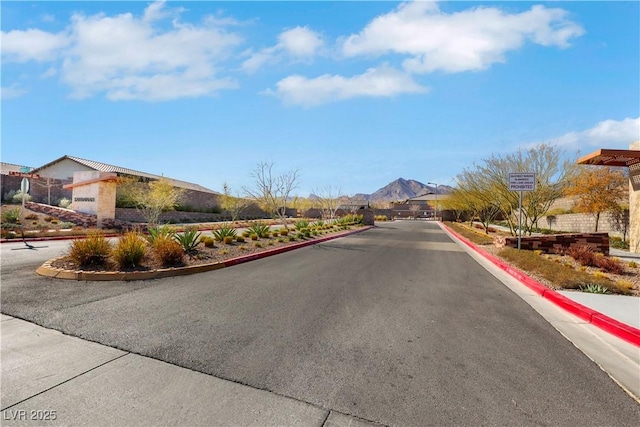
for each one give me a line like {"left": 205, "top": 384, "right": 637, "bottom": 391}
{"left": 1, "top": 222, "right": 638, "bottom": 426}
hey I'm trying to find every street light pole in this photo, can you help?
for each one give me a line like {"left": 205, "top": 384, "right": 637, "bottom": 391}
{"left": 428, "top": 182, "right": 438, "bottom": 221}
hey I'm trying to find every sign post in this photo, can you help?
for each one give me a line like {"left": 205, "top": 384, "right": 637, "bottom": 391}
{"left": 509, "top": 173, "right": 536, "bottom": 250}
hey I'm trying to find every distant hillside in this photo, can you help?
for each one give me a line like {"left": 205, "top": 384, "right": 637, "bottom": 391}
{"left": 355, "top": 178, "right": 452, "bottom": 203}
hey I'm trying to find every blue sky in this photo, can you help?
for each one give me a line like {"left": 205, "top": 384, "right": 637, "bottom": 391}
{"left": 2, "top": 1, "right": 639, "bottom": 197}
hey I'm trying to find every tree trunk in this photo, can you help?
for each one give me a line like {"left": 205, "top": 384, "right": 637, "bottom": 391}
{"left": 594, "top": 212, "right": 600, "bottom": 232}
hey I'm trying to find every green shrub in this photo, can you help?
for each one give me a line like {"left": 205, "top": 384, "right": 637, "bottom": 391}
{"left": 289, "top": 235, "right": 296, "bottom": 241}
{"left": 3, "top": 190, "right": 16, "bottom": 203}
{"left": 2, "top": 207, "right": 21, "bottom": 224}
{"left": 174, "top": 227, "right": 201, "bottom": 253}
{"left": 152, "top": 235, "right": 184, "bottom": 267}
{"left": 58, "top": 198, "right": 71, "bottom": 208}
{"left": 277, "top": 237, "right": 284, "bottom": 243}
{"left": 610, "top": 236, "right": 630, "bottom": 250}
{"left": 68, "top": 231, "right": 112, "bottom": 267}
{"left": 279, "top": 228, "right": 289, "bottom": 236}
{"left": 12, "top": 191, "right": 31, "bottom": 204}
{"left": 314, "top": 220, "right": 325, "bottom": 228}
{"left": 112, "top": 232, "right": 147, "bottom": 269}
{"left": 213, "top": 225, "right": 237, "bottom": 242}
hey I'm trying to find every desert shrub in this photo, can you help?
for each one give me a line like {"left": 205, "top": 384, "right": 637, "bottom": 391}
{"left": 44, "top": 216, "right": 55, "bottom": 222}
{"left": 112, "top": 232, "right": 147, "bottom": 269}
{"left": 152, "top": 235, "right": 184, "bottom": 267}
{"left": 203, "top": 236, "right": 215, "bottom": 248}
{"left": 498, "top": 247, "right": 615, "bottom": 291}
{"left": 58, "top": 198, "right": 71, "bottom": 208}
{"left": 58, "top": 221, "right": 75, "bottom": 229}
{"left": 610, "top": 236, "right": 630, "bottom": 250}
{"left": 213, "top": 225, "right": 237, "bottom": 242}
{"left": 223, "top": 236, "right": 234, "bottom": 245}
{"left": 174, "top": 227, "right": 201, "bottom": 253}
{"left": 289, "top": 235, "right": 296, "bottom": 241}
{"left": 566, "top": 245, "right": 597, "bottom": 267}
{"left": 250, "top": 233, "right": 259, "bottom": 241}
{"left": 591, "top": 255, "right": 624, "bottom": 275}
{"left": 235, "top": 236, "right": 245, "bottom": 243}
{"left": 50, "top": 219, "right": 59, "bottom": 225}
{"left": 277, "top": 237, "right": 284, "bottom": 243}
{"left": 2, "top": 207, "right": 21, "bottom": 224}
{"left": 3, "top": 190, "right": 16, "bottom": 203}
{"left": 279, "top": 228, "right": 289, "bottom": 236}
{"left": 68, "top": 231, "right": 112, "bottom": 267}
{"left": 146, "top": 225, "right": 176, "bottom": 245}
{"left": 247, "top": 222, "right": 270, "bottom": 238}
{"left": 12, "top": 191, "right": 31, "bottom": 204}
{"left": 629, "top": 261, "right": 638, "bottom": 268}
{"left": 25, "top": 213, "right": 39, "bottom": 220}
{"left": 254, "top": 242, "right": 262, "bottom": 248}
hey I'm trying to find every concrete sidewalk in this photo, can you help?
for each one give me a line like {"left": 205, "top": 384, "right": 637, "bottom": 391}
{"left": 0, "top": 314, "right": 377, "bottom": 427}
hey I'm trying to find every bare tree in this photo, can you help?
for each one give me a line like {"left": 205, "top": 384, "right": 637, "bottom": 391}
{"left": 244, "top": 161, "right": 300, "bottom": 225}
{"left": 32, "top": 176, "right": 64, "bottom": 205}
{"left": 314, "top": 185, "right": 342, "bottom": 219}
{"left": 409, "top": 203, "right": 421, "bottom": 219}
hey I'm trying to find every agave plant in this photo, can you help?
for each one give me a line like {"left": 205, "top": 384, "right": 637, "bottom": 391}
{"left": 294, "top": 220, "right": 309, "bottom": 231}
{"left": 174, "top": 228, "right": 202, "bottom": 253}
{"left": 213, "top": 224, "right": 237, "bottom": 242}
{"left": 579, "top": 283, "right": 611, "bottom": 294}
{"left": 246, "top": 222, "right": 270, "bottom": 238}
{"left": 146, "top": 225, "right": 176, "bottom": 244}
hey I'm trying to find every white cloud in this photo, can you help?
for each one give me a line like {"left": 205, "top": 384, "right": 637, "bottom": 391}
{"left": 533, "top": 117, "right": 640, "bottom": 149}
{"left": 242, "top": 26, "right": 323, "bottom": 73}
{"left": 265, "top": 64, "right": 428, "bottom": 107}
{"left": 1, "top": 28, "right": 70, "bottom": 62}
{"left": 1, "top": 84, "right": 28, "bottom": 99}
{"left": 342, "top": 1, "right": 585, "bottom": 74}
{"left": 2, "top": 1, "right": 242, "bottom": 101}
{"left": 278, "top": 26, "right": 324, "bottom": 57}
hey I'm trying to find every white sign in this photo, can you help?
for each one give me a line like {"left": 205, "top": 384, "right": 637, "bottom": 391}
{"left": 20, "top": 178, "right": 29, "bottom": 194}
{"left": 509, "top": 173, "right": 536, "bottom": 191}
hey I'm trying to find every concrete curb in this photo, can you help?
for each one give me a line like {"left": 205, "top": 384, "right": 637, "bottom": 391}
{"left": 35, "top": 226, "right": 374, "bottom": 282}
{"left": 439, "top": 222, "right": 640, "bottom": 348}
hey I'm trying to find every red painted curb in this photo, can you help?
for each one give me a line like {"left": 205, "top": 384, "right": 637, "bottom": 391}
{"left": 439, "top": 222, "right": 640, "bottom": 347}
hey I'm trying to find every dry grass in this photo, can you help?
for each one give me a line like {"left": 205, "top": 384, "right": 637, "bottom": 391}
{"left": 448, "top": 222, "right": 638, "bottom": 296}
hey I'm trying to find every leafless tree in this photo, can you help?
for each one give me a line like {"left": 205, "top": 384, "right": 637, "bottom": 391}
{"left": 314, "top": 185, "right": 342, "bottom": 219}
{"left": 244, "top": 161, "right": 300, "bottom": 225}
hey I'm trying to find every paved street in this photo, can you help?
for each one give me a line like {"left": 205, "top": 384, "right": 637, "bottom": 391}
{"left": 1, "top": 222, "right": 639, "bottom": 426}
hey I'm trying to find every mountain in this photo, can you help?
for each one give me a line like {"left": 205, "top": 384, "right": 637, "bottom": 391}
{"left": 356, "top": 178, "right": 452, "bottom": 203}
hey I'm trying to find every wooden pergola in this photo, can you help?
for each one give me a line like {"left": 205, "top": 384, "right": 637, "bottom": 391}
{"left": 577, "top": 148, "right": 640, "bottom": 167}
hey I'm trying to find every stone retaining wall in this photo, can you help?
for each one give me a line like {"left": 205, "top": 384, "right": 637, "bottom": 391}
{"left": 540, "top": 212, "right": 628, "bottom": 238}
{"left": 504, "top": 233, "right": 609, "bottom": 255}
{"left": 115, "top": 208, "right": 267, "bottom": 223}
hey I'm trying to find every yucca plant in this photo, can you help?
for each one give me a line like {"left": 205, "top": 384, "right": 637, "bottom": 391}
{"left": 213, "top": 225, "right": 237, "bottom": 242}
{"left": 1, "top": 207, "right": 21, "bottom": 224}
{"left": 579, "top": 283, "right": 610, "bottom": 294}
